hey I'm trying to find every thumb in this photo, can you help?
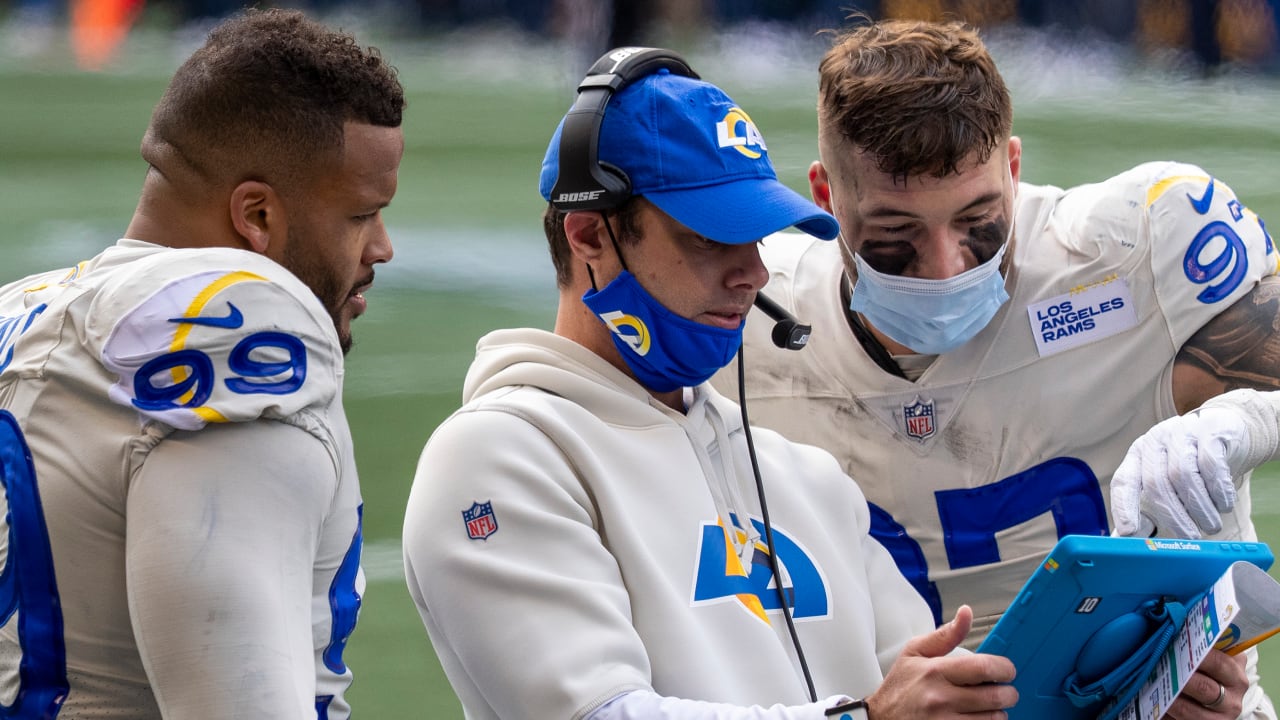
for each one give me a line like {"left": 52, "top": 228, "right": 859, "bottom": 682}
{"left": 905, "top": 605, "right": 972, "bottom": 659}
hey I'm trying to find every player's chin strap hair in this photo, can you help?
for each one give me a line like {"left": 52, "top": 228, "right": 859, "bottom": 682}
{"left": 1112, "top": 388, "right": 1280, "bottom": 538}
{"left": 553, "top": 46, "right": 820, "bottom": 704}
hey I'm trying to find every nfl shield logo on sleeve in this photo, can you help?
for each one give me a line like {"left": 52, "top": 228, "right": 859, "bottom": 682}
{"left": 463, "top": 501, "right": 499, "bottom": 541}
{"left": 902, "top": 397, "right": 936, "bottom": 442}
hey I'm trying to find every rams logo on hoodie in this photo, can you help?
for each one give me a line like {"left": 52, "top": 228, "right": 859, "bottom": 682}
{"left": 691, "top": 516, "right": 829, "bottom": 624}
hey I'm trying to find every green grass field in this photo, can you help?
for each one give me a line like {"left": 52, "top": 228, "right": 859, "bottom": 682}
{"left": 4, "top": 19, "right": 1280, "bottom": 717}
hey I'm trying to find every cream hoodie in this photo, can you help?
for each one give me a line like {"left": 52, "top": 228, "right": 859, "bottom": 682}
{"left": 403, "top": 328, "right": 933, "bottom": 720}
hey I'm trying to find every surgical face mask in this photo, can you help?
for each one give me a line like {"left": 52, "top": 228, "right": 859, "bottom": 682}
{"left": 583, "top": 270, "right": 743, "bottom": 392}
{"left": 848, "top": 232, "right": 1011, "bottom": 355}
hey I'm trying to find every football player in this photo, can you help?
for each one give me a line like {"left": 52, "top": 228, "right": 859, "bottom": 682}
{"left": 714, "top": 18, "right": 1277, "bottom": 720}
{"left": 0, "top": 9, "right": 403, "bottom": 718}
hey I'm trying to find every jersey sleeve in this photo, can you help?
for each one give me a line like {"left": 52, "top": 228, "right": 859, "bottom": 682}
{"left": 88, "top": 248, "right": 342, "bottom": 431}
{"left": 126, "top": 419, "right": 341, "bottom": 719}
{"left": 1141, "top": 162, "right": 1278, "bottom": 348}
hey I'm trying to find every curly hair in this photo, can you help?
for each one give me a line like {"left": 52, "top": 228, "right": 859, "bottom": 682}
{"left": 143, "top": 8, "right": 405, "bottom": 191}
{"left": 818, "top": 19, "right": 1011, "bottom": 181}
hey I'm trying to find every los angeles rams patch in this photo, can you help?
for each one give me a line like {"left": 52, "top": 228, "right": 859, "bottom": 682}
{"left": 1027, "top": 275, "right": 1138, "bottom": 358}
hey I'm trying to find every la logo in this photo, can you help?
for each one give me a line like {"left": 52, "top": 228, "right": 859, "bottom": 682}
{"left": 715, "top": 108, "right": 767, "bottom": 159}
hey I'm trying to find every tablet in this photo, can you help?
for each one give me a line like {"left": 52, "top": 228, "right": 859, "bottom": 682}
{"left": 976, "top": 534, "right": 1274, "bottom": 720}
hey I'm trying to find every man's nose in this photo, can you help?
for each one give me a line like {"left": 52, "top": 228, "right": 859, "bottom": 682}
{"left": 913, "top": 227, "right": 970, "bottom": 279}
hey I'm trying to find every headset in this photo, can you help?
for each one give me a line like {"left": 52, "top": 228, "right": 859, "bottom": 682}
{"left": 550, "top": 46, "right": 811, "bottom": 352}
{"left": 550, "top": 47, "right": 696, "bottom": 212}
{"left": 552, "top": 46, "right": 820, "bottom": 703}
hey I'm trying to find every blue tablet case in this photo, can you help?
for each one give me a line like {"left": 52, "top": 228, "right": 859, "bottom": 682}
{"left": 977, "top": 534, "right": 1274, "bottom": 720}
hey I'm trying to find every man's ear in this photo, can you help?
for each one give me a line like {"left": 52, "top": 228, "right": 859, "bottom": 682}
{"left": 1008, "top": 136, "right": 1023, "bottom": 185}
{"left": 229, "top": 180, "right": 283, "bottom": 255}
{"left": 808, "top": 161, "right": 832, "bottom": 212}
{"left": 563, "top": 211, "right": 609, "bottom": 264}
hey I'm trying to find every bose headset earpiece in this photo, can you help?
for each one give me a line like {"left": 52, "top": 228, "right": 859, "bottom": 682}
{"left": 550, "top": 47, "right": 698, "bottom": 212}
{"left": 552, "top": 47, "right": 812, "bottom": 351}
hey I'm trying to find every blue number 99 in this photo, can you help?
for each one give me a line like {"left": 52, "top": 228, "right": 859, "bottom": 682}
{"left": 131, "top": 332, "right": 309, "bottom": 412}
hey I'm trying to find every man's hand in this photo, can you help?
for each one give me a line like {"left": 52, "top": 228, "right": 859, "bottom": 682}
{"left": 865, "top": 605, "right": 1017, "bottom": 719}
{"left": 1110, "top": 406, "right": 1247, "bottom": 538}
{"left": 1160, "top": 648, "right": 1247, "bottom": 719}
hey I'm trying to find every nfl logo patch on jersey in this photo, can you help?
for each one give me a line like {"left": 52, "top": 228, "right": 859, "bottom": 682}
{"left": 902, "top": 397, "right": 936, "bottom": 441}
{"left": 463, "top": 501, "right": 498, "bottom": 540}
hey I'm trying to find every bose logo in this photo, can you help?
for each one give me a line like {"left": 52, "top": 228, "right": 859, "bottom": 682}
{"left": 607, "top": 47, "right": 645, "bottom": 67}
{"left": 557, "top": 190, "right": 606, "bottom": 203}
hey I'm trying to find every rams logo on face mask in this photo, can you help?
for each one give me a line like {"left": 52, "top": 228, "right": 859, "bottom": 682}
{"left": 598, "top": 310, "right": 651, "bottom": 355}
{"left": 716, "top": 108, "right": 767, "bottom": 159}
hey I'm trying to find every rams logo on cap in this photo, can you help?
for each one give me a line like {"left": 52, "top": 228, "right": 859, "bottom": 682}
{"left": 598, "top": 310, "right": 651, "bottom": 355}
{"left": 716, "top": 107, "right": 767, "bottom": 159}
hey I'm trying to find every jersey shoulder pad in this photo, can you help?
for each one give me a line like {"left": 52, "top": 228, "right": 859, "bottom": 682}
{"left": 760, "top": 230, "right": 831, "bottom": 303}
{"left": 1048, "top": 162, "right": 1276, "bottom": 271}
{"left": 1139, "top": 162, "right": 1278, "bottom": 307}
{"left": 1140, "top": 161, "right": 1274, "bottom": 256}
{"left": 1045, "top": 164, "right": 1165, "bottom": 264}
{"left": 760, "top": 230, "right": 815, "bottom": 275}
{"left": 91, "top": 248, "right": 343, "bottom": 430}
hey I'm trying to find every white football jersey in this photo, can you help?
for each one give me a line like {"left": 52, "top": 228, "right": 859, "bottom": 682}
{"left": 717, "top": 162, "right": 1278, "bottom": 641}
{"left": 0, "top": 240, "right": 363, "bottom": 719}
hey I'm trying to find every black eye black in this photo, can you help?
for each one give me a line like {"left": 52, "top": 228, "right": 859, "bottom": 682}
{"left": 964, "top": 218, "right": 1009, "bottom": 264}
{"left": 861, "top": 246, "right": 914, "bottom": 275}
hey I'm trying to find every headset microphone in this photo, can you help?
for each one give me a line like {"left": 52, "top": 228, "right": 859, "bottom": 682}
{"left": 753, "top": 292, "right": 811, "bottom": 351}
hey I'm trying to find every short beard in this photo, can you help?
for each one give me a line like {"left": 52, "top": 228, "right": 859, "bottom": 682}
{"left": 281, "top": 229, "right": 352, "bottom": 355}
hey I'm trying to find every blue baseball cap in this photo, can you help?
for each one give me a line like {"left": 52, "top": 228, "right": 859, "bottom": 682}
{"left": 539, "top": 70, "right": 839, "bottom": 244}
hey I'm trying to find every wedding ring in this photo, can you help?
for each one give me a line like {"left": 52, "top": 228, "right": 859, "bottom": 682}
{"left": 1204, "top": 682, "right": 1227, "bottom": 709}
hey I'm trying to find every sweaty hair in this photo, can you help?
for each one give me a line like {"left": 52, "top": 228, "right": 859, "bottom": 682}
{"left": 143, "top": 8, "right": 404, "bottom": 192}
{"left": 543, "top": 198, "right": 644, "bottom": 289}
{"left": 818, "top": 19, "right": 1011, "bottom": 180}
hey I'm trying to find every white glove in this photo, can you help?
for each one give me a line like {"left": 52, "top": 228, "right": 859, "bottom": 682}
{"left": 1111, "top": 389, "right": 1280, "bottom": 538}
{"left": 1110, "top": 406, "right": 1248, "bottom": 538}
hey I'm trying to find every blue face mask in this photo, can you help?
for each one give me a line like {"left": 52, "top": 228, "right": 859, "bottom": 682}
{"left": 848, "top": 240, "right": 1010, "bottom": 354}
{"left": 582, "top": 270, "right": 743, "bottom": 392}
